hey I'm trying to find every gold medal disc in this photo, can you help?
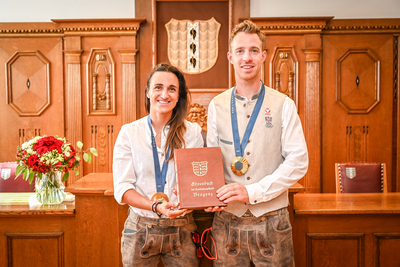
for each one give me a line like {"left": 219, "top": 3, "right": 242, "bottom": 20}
{"left": 151, "top": 192, "right": 169, "bottom": 203}
{"left": 231, "top": 156, "right": 249, "bottom": 175}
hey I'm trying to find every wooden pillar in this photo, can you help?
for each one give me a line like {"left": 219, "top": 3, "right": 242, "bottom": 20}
{"left": 119, "top": 49, "right": 139, "bottom": 124}
{"left": 64, "top": 36, "right": 83, "bottom": 185}
{"left": 303, "top": 47, "right": 322, "bottom": 193}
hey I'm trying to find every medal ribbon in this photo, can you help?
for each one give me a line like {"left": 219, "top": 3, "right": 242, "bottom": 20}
{"left": 147, "top": 115, "right": 170, "bottom": 193}
{"left": 230, "top": 81, "right": 265, "bottom": 157}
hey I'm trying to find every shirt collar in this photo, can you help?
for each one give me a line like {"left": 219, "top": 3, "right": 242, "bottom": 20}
{"left": 234, "top": 83, "right": 263, "bottom": 101}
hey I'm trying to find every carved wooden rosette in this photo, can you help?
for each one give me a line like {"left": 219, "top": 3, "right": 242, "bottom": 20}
{"left": 87, "top": 48, "right": 115, "bottom": 115}
{"left": 6, "top": 51, "right": 50, "bottom": 117}
{"left": 270, "top": 47, "right": 299, "bottom": 107}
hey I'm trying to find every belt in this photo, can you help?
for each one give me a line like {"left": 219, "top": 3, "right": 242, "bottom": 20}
{"left": 239, "top": 208, "right": 284, "bottom": 218}
{"left": 130, "top": 210, "right": 194, "bottom": 229}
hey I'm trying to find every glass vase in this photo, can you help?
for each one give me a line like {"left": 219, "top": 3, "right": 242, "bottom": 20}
{"left": 35, "top": 171, "right": 66, "bottom": 205}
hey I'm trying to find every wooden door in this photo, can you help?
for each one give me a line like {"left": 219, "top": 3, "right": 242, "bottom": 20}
{"left": 322, "top": 34, "right": 394, "bottom": 192}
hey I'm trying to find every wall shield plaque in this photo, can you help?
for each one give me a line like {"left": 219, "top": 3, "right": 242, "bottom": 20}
{"left": 165, "top": 18, "right": 221, "bottom": 74}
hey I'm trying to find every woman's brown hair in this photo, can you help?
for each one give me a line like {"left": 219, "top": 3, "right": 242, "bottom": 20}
{"left": 145, "top": 63, "right": 190, "bottom": 161}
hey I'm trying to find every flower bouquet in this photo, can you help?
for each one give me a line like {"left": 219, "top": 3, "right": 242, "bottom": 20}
{"left": 16, "top": 135, "right": 97, "bottom": 205}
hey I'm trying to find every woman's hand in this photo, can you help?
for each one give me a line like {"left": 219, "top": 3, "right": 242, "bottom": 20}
{"left": 157, "top": 202, "right": 188, "bottom": 219}
{"left": 204, "top": 206, "right": 225, "bottom": 212}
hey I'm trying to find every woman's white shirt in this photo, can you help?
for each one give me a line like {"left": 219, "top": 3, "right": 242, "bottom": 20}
{"left": 113, "top": 117, "right": 204, "bottom": 218}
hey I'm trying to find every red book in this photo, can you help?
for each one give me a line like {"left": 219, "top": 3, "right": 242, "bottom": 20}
{"left": 174, "top": 147, "right": 227, "bottom": 210}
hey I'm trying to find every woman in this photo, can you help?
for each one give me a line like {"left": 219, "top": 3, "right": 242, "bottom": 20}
{"left": 113, "top": 63, "right": 204, "bottom": 266}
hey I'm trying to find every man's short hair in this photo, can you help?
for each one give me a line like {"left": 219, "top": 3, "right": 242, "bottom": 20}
{"left": 229, "top": 20, "right": 265, "bottom": 51}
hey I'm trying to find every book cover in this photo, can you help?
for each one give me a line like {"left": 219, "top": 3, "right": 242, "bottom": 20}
{"left": 174, "top": 147, "right": 227, "bottom": 210}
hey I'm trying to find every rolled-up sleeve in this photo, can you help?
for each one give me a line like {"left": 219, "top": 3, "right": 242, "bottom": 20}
{"left": 113, "top": 126, "right": 137, "bottom": 205}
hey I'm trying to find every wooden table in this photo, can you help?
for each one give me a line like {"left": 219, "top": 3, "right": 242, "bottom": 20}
{"left": 292, "top": 193, "right": 400, "bottom": 267}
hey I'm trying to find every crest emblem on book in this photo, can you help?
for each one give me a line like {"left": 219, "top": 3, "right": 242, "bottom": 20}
{"left": 192, "top": 161, "right": 208, "bottom": 176}
{"left": 165, "top": 17, "right": 221, "bottom": 74}
{"left": 346, "top": 167, "right": 356, "bottom": 179}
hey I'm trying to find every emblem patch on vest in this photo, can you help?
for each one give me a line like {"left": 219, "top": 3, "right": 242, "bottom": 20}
{"left": 165, "top": 18, "right": 221, "bottom": 74}
{"left": 265, "top": 116, "right": 273, "bottom": 128}
{"left": 192, "top": 161, "right": 208, "bottom": 176}
{"left": 346, "top": 167, "right": 356, "bottom": 179}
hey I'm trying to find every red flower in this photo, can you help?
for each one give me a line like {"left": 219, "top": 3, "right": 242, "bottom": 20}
{"left": 49, "top": 144, "right": 62, "bottom": 153}
{"left": 27, "top": 154, "right": 39, "bottom": 167}
{"left": 68, "top": 158, "right": 76, "bottom": 167}
{"left": 37, "top": 146, "right": 49, "bottom": 155}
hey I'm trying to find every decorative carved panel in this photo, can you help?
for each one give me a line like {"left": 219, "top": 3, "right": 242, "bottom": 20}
{"left": 336, "top": 48, "right": 381, "bottom": 114}
{"left": 187, "top": 103, "right": 207, "bottom": 132}
{"left": 346, "top": 125, "right": 369, "bottom": 162}
{"left": 90, "top": 125, "right": 114, "bottom": 173}
{"left": 5, "top": 51, "right": 50, "bottom": 117}
{"left": 270, "top": 46, "right": 299, "bottom": 106}
{"left": 19, "top": 128, "right": 41, "bottom": 147}
{"left": 6, "top": 232, "right": 64, "bottom": 266}
{"left": 86, "top": 48, "right": 115, "bottom": 115}
{"left": 307, "top": 233, "right": 363, "bottom": 267}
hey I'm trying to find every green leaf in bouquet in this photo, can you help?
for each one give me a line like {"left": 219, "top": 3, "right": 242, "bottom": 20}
{"left": 28, "top": 171, "right": 35, "bottom": 184}
{"left": 75, "top": 169, "right": 79, "bottom": 176}
{"left": 83, "top": 152, "right": 89, "bottom": 162}
{"left": 23, "top": 169, "right": 28, "bottom": 180}
{"left": 77, "top": 141, "right": 83, "bottom": 149}
{"left": 62, "top": 172, "right": 69, "bottom": 182}
{"left": 87, "top": 153, "right": 92, "bottom": 164}
{"left": 15, "top": 165, "right": 26, "bottom": 178}
{"left": 38, "top": 172, "right": 43, "bottom": 180}
{"left": 90, "top": 147, "right": 98, "bottom": 157}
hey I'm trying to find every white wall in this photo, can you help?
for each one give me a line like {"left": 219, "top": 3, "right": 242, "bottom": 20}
{"left": 0, "top": 0, "right": 135, "bottom": 22}
{"left": 0, "top": 0, "right": 399, "bottom": 22}
{"left": 251, "top": 0, "right": 400, "bottom": 19}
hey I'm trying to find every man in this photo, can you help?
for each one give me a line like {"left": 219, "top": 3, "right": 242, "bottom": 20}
{"left": 206, "top": 20, "right": 308, "bottom": 266}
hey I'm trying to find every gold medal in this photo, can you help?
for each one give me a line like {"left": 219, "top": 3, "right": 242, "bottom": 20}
{"left": 151, "top": 192, "right": 169, "bottom": 203}
{"left": 231, "top": 156, "right": 249, "bottom": 175}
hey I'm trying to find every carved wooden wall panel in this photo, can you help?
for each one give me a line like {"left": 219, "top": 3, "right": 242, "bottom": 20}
{"left": 306, "top": 233, "right": 363, "bottom": 267}
{"left": 90, "top": 125, "right": 114, "bottom": 173}
{"left": 6, "top": 51, "right": 50, "bottom": 116}
{"left": 374, "top": 233, "right": 400, "bottom": 267}
{"left": 322, "top": 29, "right": 395, "bottom": 193}
{"left": 87, "top": 48, "right": 115, "bottom": 115}
{"left": 336, "top": 49, "right": 381, "bottom": 114}
{"left": 270, "top": 46, "right": 299, "bottom": 106}
{"left": 6, "top": 232, "right": 64, "bottom": 267}
{"left": 0, "top": 33, "right": 64, "bottom": 163}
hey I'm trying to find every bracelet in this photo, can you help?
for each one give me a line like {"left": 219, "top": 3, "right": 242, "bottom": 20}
{"left": 152, "top": 201, "right": 163, "bottom": 218}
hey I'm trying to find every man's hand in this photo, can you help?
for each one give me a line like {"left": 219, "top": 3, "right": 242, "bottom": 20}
{"left": 216, "top": 183, "right": 249, "bottom": 203}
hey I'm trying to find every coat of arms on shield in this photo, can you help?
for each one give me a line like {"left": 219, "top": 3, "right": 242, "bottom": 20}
{"left": 165, "top": 17, "right": 221, "bottom": 74}
{"left": 192, "top": 161, "right": 208, "bottom": 176}
{"left": 346, "top": 167, "right": 356, "bottom": 179}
